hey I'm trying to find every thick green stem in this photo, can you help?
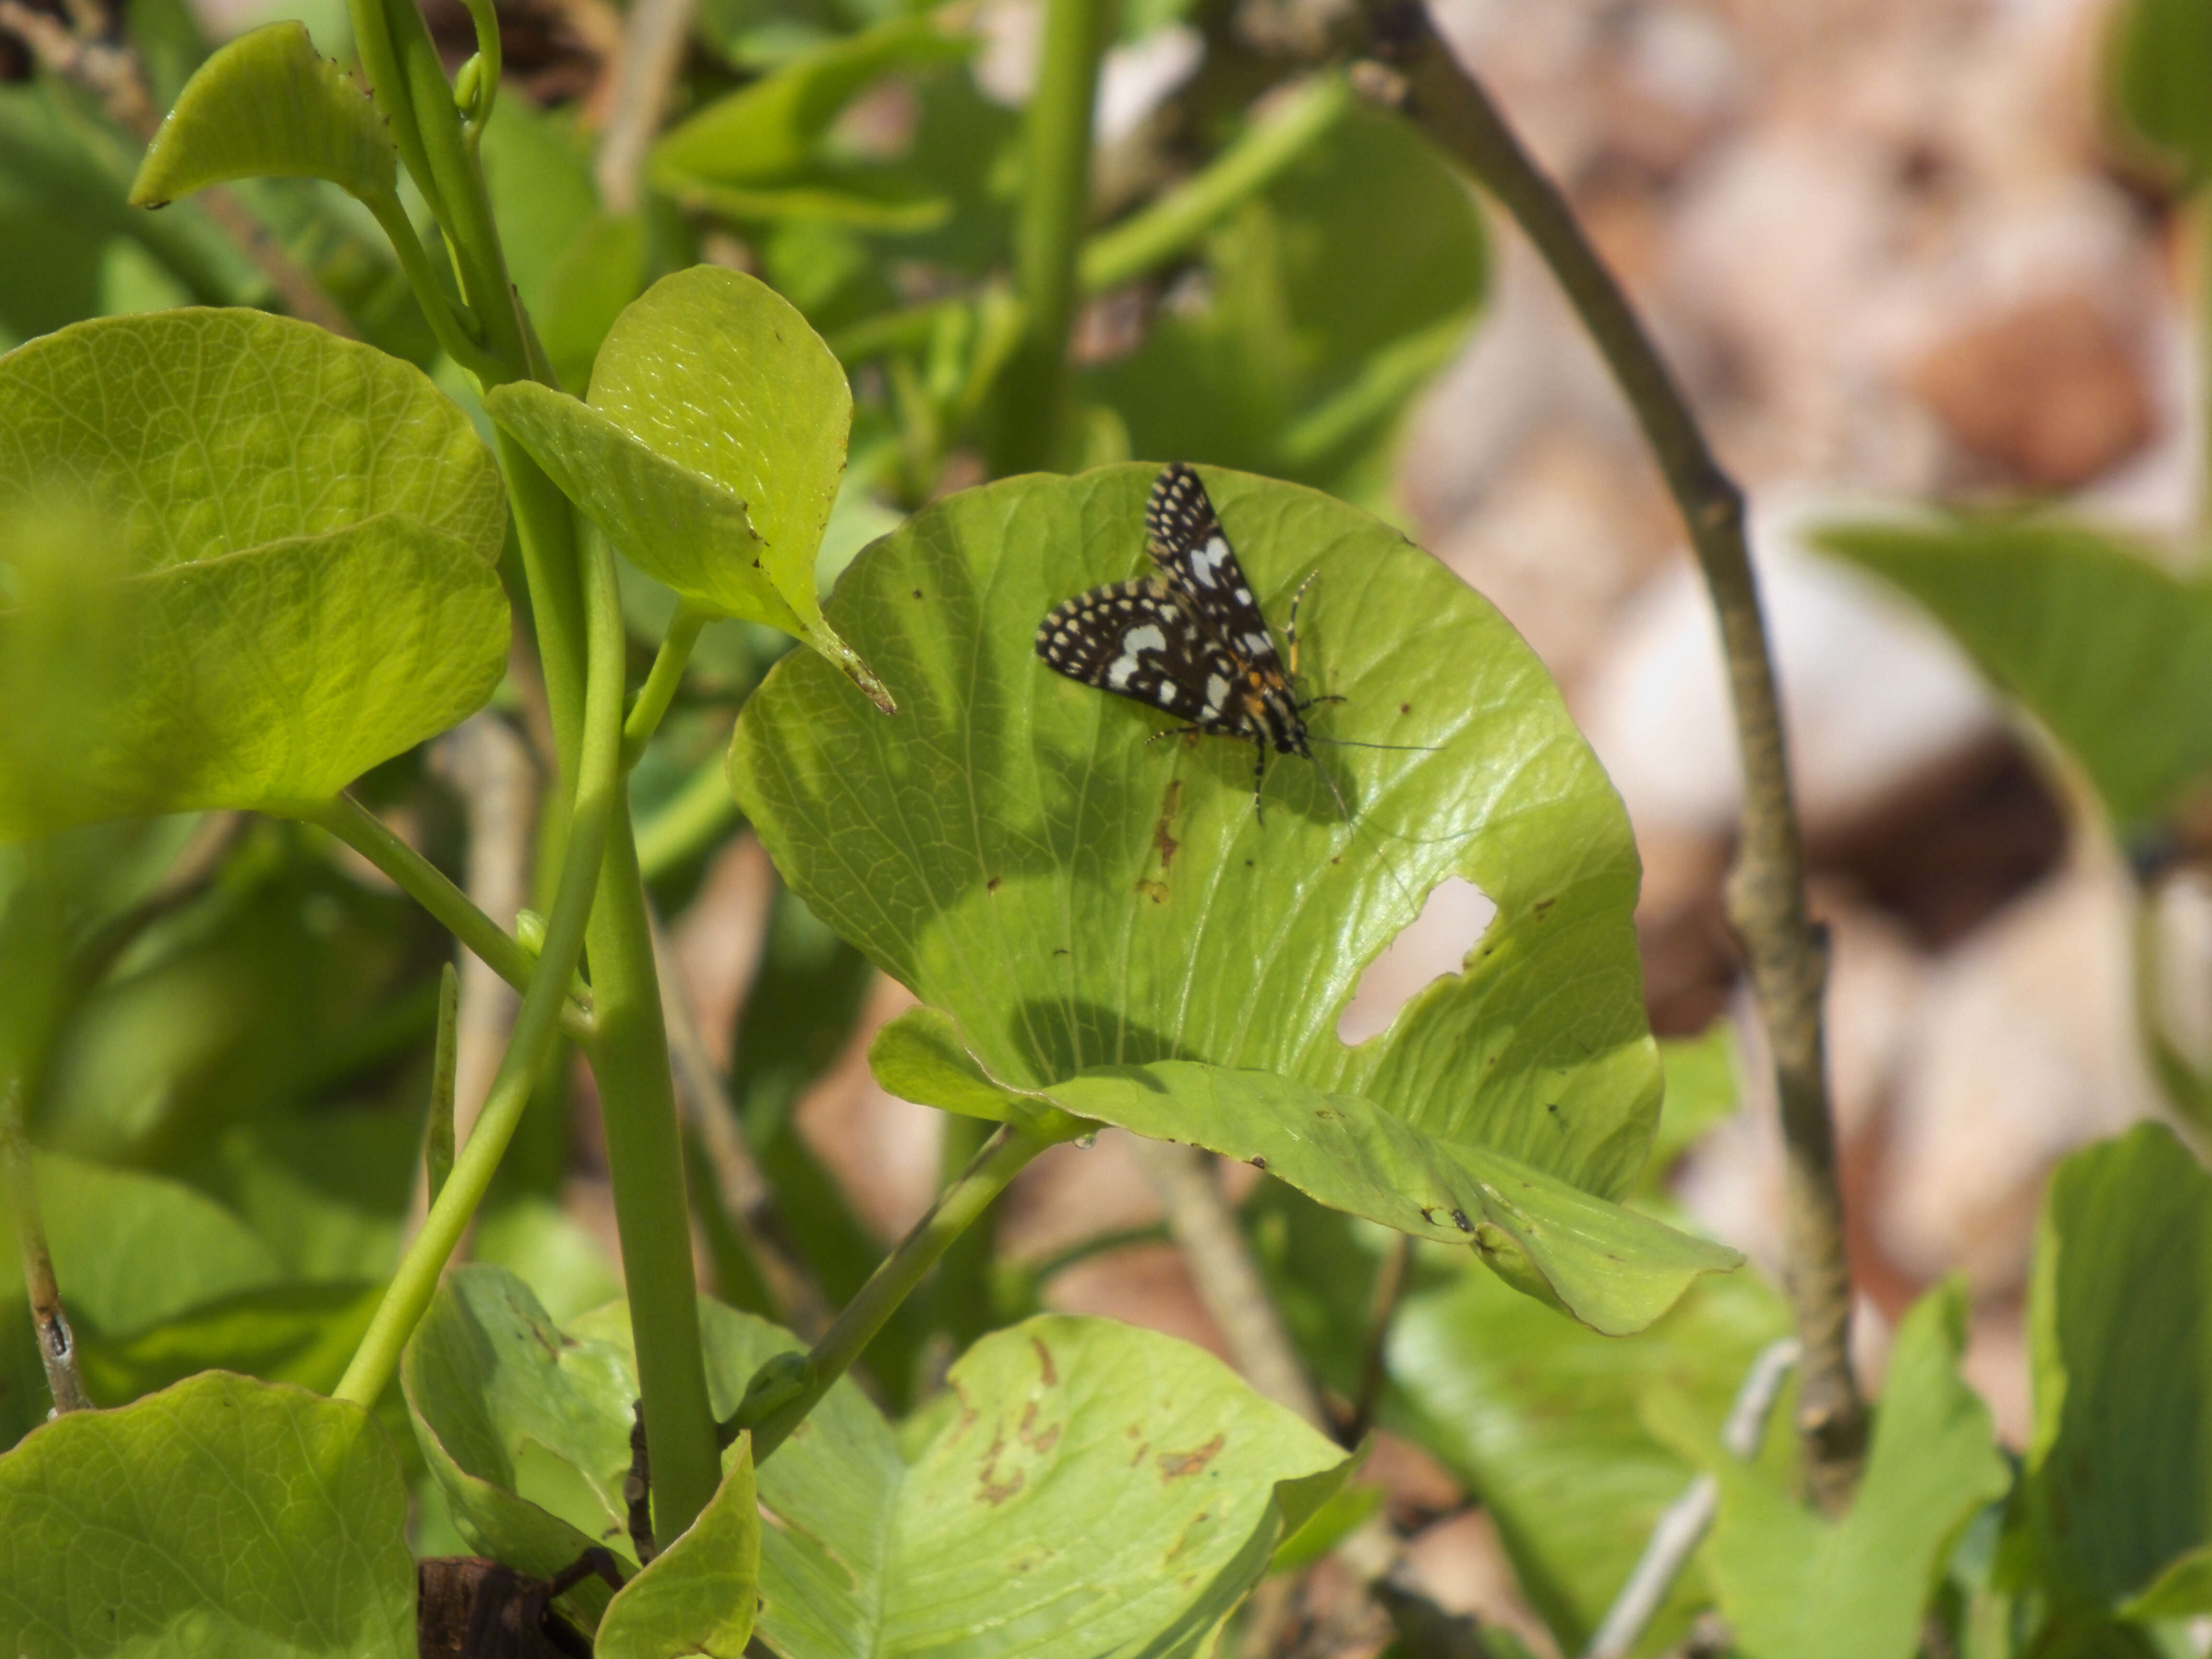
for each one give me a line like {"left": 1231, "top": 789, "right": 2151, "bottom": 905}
{"left": 303, "top": 792, "right": 592, "bottom": 1043}
{"left": 1079, "top": 73, "right": 1350, "bottom": 293}
{"left": 623, "top": 602, "right": 708, "bottom": 768}
{"left": 584, "top": 796, "right": 721, "bottom": 1540}
{"left": 333, "top": 517, "right": 628, "bottom": 1412}
{"left": 751, "top": 1121, "right": 1075, "bottom": 1462}
{"left": 361, "top": 190, "right": 500, "bottom": 382}
{"left": 991, "top": 0, "right": 1114, "bottom": 475}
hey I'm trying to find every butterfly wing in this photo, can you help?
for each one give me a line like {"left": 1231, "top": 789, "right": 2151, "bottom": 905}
{"left": 1034, "top": 577, "right": 1250, "bottom": 732}
{"left": 1144, "top": 463, "right": 1288, "bottom": 675}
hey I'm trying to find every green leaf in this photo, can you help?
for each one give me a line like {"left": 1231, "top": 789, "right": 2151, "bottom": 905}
{"left": 484, "top": 266, "right": 890, "bottom": 710}
{"left": 2, "top": 1151, "right": 280, "bottom": 1335}
{"left": 1647, "top": 1024, "right": 1741, "bottom": 1190}
{"left": 129, "top": 21, "right": 398, "bottom": 208}
{"left": 1082, "top": 109, "right": 1483, "bottom": 504}
{"left": 1658, "top": 1280, "right": 2010, "bottom": 1659}
{"left": 2027, "top": 1123, "right": 2212, "bottom": 1618}
{"left": 1816, "top": 517, "right": 2212, "bottom": 828}
{"left": 874, "top": 1008, "right": 1735, "bottom": 1334}
{"left": 652, "top": 15, "right": 972, "bottom": 225}
{"left": 1386, "top": 1244, "right": 1790, "bottom": 1654}
{"left": 2122, "top": 1546, "right": 2212, "bottom": 1621}
{"left": 2109, "top": 0, "right": 2212, "bottom": 189}
{"left": 0, "top": 1371, "right": 414, "bottom": 1658}
{"left": 730, "top": 467, "right": 1722, "bottom": 1326}
{"left": 75, "top": 1279, "right": 386, "bottom": 1405}
{"left": 0, "top": 309, "right": 510, "bottom": 839}
{"left": 405, "top": 1264, "right": 1353, "bottom": 1656}
{"left": 596, "top": 1433, "right": 761, "bottom": 1659}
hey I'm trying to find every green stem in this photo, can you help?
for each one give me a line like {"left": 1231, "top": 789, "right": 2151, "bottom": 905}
{"left": 505, "top": 435, "right": 591, "bottom": 781}
{"left": 1078, "top": 73, "right": 1350, "bottom": 293}
{"left": 303, "top": 792, "right": 592, "bottom": 1042}
{"left": 332, "top": 517, "right": 628, "bottom": 1413}
{"left": 752, "top": 1120, "right": 1076, "bottom": 1463}
{"left": 362, "top": 190, "right": 500, "bottom": 382}
{"left": 426, "top": 962, "right": 459, "bottom": 1203}
{"left": 623, "top": 602, "right": 709, "bottom": 768}
{"left": 990, "top": 0, "right": 1115, "bottom": 475}
{"left": 584, "top": 803, "right": 721, "bottom": 1540}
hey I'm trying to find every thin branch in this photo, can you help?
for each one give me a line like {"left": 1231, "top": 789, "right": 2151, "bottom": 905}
{"left": 647, "top": 904, "right": 837, "bottom": 1343}
{"left": 1130, "top": 1141, "right": 1330, "bottom": 1430}
{"left": 591, "top": 0, "right": 695, "bottom": 215}
{"left": 1349, "top": 4, "right": 1866, "bottom": 1509}
{"left": 430, "top": 713, "right": 543, "bottom": 1138}
{"left": 0, "top": 0, "right": 362, "bottom": 339}
{"left": 1581, "top": 1338, "right": 1800, "bottom": 1659}
{"left": 1, "top": 1078, "right": 93, "bottom": 1415}
{"left": 1345, "top": 1230, "right": 1411, "bottom": 1445}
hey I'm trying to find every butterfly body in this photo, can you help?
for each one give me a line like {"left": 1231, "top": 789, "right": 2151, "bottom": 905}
{"left": 1035, "top": 464, "right": 1333, "bottom": 814}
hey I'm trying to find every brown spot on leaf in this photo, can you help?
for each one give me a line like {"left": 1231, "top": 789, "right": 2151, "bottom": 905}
{"left": 1248, "top": 1156, "right": 1267, "bottom": 1171}
{"left": 1135, "top": 878, "right": 1170, "bottom": 904}
{"left": 1158, "top": 1433, "right": 1226, "bottom": 1480}
{"left": 1399, "top": 703, "right": 1411, "bottom": 715}
{"left": 1450, "top": 1209, "right": 1474, "bottom": 1233}
{"left": 987, "top": 877, "right": 1002, "bottom": 894}
{"left": 1031, "top": 1336, "right": 1059, "bottom": 1386}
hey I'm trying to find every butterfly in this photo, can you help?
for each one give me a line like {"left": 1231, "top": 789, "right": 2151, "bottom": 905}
{"left": 1035, "top": 464, "right": 1370, "bottom": 820}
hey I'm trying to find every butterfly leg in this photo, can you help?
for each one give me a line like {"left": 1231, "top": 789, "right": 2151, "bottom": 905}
{"left": 1251, "top": 737, "right": 1270, "bottom": 823}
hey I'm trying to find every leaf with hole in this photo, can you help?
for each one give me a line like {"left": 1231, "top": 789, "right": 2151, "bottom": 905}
{"left": 732, "top": 466, "right": 1733, "bottom": 1332}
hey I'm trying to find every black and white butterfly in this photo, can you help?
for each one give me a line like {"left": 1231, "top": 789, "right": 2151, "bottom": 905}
{"left": 1035, "top": 464, "right": 1358, "bottom": 819}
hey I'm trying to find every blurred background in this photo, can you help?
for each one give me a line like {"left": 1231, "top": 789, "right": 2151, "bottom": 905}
{"left": 3, "top": 0, "right": 2200, "bottom": 1648}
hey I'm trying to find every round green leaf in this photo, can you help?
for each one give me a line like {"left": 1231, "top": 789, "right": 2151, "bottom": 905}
{"left": 730, "top": 466, "right": 1660, "bottom": 1188}
{"left": 0, "top": 309, "right": 509, "bottom": 839}
{"left": 129, "top": 21, "right": 398, "bottom": 209}
{"left": 2110, "top": 0, "right": 2212, "bottom": 190}
{"left": 595, "top": 1433, "right": 760, "bottom": 1659}
{"left": 0, "top": 1371, "right": 414, "bottom": 1658}
{"left": 484, "top": 266, "right": 890, "bottom": 710}
{"left": 1816, "top": 517, "right": 2212, "bottom": 829}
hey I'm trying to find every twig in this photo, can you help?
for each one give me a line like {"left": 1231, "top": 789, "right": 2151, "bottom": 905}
{"left": 1, "top": 1077, "right": 93, "bottom": 1415}
{"left": 1349, "top": 4, "right": 1866, "bottom": 1510}
{"left": 1131, "top": 1141, "right": 1330, "bottom": 1428}
{"left": 1345, "top": 1231, "right": 1412, "bottom": 1446}
{"left": 648, "top": 904, "right": 838, "bottom": 1343}
{"left": 430, "top": 713, "right": 541, "bottom": 1142}
{"left": 1581, "top": 1338, "right": 1800, "bottom": 1659}
{"left": 590, "top": 0, "right": 694, "bottom": 216}
{"left": 0, "top": 0, "right": 362, "bottom": 338}
{"left": 1129, "top": 1141, "right": 1497, "bottom": 1659}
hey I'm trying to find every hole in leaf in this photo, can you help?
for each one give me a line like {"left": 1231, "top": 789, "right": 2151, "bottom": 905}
{"left": 1336, "top": 877, "right": 1495, "bottom": 1046}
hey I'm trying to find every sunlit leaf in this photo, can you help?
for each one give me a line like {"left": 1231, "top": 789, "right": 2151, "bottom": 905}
{"left": 485, "top": 267, "right": 890, "bottom": 709}
{"left": 129, "top": 21, "right": 397, "bottom": 208}
{"left": 0, "top": 309, "right": 509, "bottom": 840}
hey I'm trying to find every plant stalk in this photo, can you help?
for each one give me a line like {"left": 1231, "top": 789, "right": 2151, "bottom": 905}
{"left": 1, "top": 1077, "right": 92, "bottom": 1415}
{"left": 623, "top": 602, "right": 709, "bottom": 767}
{"left": 750, "top": 1120, "right": 1074, "bottom": 1462}
{"left": 304, "top": 791, "right": 592, "bottom": 1043}
{"left": 1350, "top": 4, "right": 1866, "bottom": 1508}
{"left": 991, "top": 0, "right": 1115, "bottom": 475}
{"left": 332, "top": 513, "right": 627, "bottom": 1413}
{"left": 582, "top": 797, "right": 723, "bottom": 1541}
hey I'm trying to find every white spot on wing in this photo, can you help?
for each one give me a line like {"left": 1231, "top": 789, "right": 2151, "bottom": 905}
{"left": 1108, "top": 656, "right": 1140, "bottom": 689}
{"left": 1126, "top": 624, "right": 1166, "bottom": 656}
{"left": 1204, "top": 674, "right": 1229, "bottom": 715}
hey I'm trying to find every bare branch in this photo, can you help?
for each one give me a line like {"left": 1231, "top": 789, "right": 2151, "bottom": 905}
{"left": 1350, "top": 0, "right": 1865, "bottom": 1508}
{"left": 1, "top": 1077, "right": 93, "bottom": 1415}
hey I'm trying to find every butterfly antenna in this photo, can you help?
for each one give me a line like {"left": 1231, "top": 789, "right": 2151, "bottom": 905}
{"left": 1307, "top": 735, "right": 1442, "bottom": 754}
